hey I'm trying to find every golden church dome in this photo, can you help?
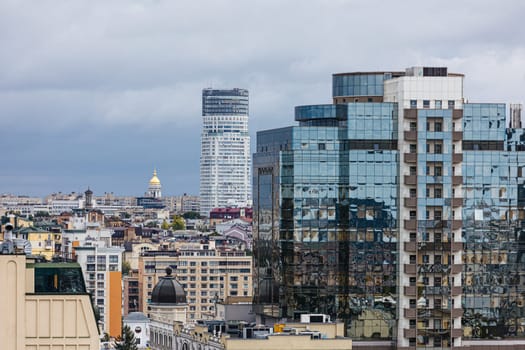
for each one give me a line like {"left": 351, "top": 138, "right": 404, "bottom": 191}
{"left": 149, "top": 169, "right": 161, "bottom": 186}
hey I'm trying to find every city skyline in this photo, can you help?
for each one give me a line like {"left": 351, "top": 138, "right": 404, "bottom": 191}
{"left": 1, "top": 0, "right": 525, "bottom": 197}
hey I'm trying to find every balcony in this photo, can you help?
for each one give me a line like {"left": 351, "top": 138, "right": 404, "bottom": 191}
{"left": 452, "top": 153, "right": 463, "bottom": 163}
{"left": 404, "top": 286, "right": 417, "bottom": 296}
{"left": 451, "top": 264, "right": 462, "bottom": 274}
{"left": 451, "top": 242, "right": 463, "bottom": 252}
{"left": 404, "top": 308, "right": 416, "bottom": 318}
{"left": 404, "top": 264, "right": 416, "bottom": 274}
{"left": 404, "top": 109, "right": 417, "bottom": 119}
{"left": 404, "top": 219, "right": 417, "bottom": 230}
{"left": 452, "top": 109, "right": 463, "bottom": 119}
{"left": 451, "top": 308, "right": 464, "bottom": 318}
{"left": 404, "top": 131, "right": 417, "bottom": 141}
{"left": 451, "top": 220, "right": 462, "bottom": 230}
{"left": 404, "top": 153, "right": 417, "bottom": 163}
{"left": 404, "top": 198, "right": 417, "bottom": 207}
{"left": 404, "top": 175, "right": 417, "bottom": 185}
{"left": 452, "top": 131, "right": 463, "bottom": 141}
{"left": 403, "top": 328, "right": 416, "bottom": 338}
{"left": 451, "top": 286, "right": 462, "bottom": 296}
{"left": 451, "top": 328, "right": 463, "bottom": 337}
{"left": 451, "top": 197, "right": 463, "bottom": 207}
{"left": 452, "top": 175, "right": 463, "bottom": 185}
{"left": 423, "top": 286, "right": 450, "bottom": 295}
{"left": 404, "top": 241, "right": 416, "bottom": 252}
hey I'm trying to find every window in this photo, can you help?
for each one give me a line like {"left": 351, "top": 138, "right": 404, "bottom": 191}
{"left": 434, "top": 277, "right": 442, "bottom": 287}
{"left": 434, "top": 144, "right": 442, "bottom": 154}
{"left": 409, "top": 277, "right": 416, "bottom": 286}
{"left": 409, "top": 232, "right": 417, "bottom": 242}
{"left": 409, "top": 299, "right": 416, "bottom": 308}
{"left": 409, "top": 188, "right": 417, "bottom": 198}
{"left": 435, "top": 299, "right": 442, "bottom": 309}
{"left": 409, "top": 211, "right": 416, "bottom": 219}
{"left": 409, "top": 144, "right": 417, "bottom": 153}
{"left": 423, "top": 255, "right": 430, "bottom": 263}
{"left": 409, "top": 319, "right": 416, "bottom": 329}
{"left": 109, "top": 255, "right": 119, "bottom": 263}
{"left": 410, "top": 100, "right": 417, "bottom": 109}
{"left": 410, "top": 255, "right": 416, "bottom": 264}
{"left": 435, "top": 100, "right": 442, "bottom": 109}
{"left": 435, "top": 166, "right": 442, "bottom": 176}
{"left": 434, "top": 188, "right": 442, "bottom": 198}
{"left": 409, "top": 166, "right": 417, "bottom": 175}
{"left": 423, "top": 100, "right": 430, "bottom": 108}
{"left": 448, "top": 100, "right": 455, "bottom": 109}
{"left": 409, "top": 122, "right": 417, "bottom": 131}
{"left": 318, "top": 143, "right": 326, "bottom": 150}
{"left": 435, "top": 122, "right": 442, "bottom": 132}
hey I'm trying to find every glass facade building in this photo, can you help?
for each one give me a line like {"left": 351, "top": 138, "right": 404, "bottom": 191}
{"left": 253, "top": 67, "right": 525, "bottom": 349}
{"left": 200, "top": 88, "right": 251, "bottom": 217}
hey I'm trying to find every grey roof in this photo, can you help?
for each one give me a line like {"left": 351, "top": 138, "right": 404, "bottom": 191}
{"left": 123, "top": 312, "right": 150, "bottom": 322}
{"left": 150, "top": 267, "right": 187, "bottom": 305}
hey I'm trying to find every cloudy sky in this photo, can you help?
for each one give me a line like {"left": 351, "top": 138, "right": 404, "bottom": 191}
{"left": 1, "top": 0, "right": 525, "bottom": 197}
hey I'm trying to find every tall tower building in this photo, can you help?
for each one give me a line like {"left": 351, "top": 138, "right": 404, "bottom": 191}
{"left": 200, "top": 88, "right": 251, "bottom": 217}
{"left": 254, "top": 67, "right": 525, "bottom": 349}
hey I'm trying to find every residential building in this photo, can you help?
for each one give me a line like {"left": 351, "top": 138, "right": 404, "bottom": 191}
{"left": 75, "top": 246, "right": 125, "bottom": 337}
{"left": 209, "top": 207, "right": 252, "bottom": 227}
{"left": 200, "top": 88, "right": 251, "bottom": 217}
{"left": 138, "top": 239, "right": 253, "bottom": 321}
{"left": 0, "top": 254, "right": 99, "bottom": 350}
{"left": 253, "top": 66, "right": 525, "bottom": 349}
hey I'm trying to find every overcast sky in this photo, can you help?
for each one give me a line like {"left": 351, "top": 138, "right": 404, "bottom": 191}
{"left": 1, "top": 0, "right": 525, "bottom": 197}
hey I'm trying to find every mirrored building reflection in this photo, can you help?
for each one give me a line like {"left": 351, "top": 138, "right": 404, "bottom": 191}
{"left": 253, "top": 67, "right": 525, "bottom": 349}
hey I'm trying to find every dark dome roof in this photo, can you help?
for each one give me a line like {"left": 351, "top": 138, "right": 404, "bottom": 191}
{"left": 150, "top": 267, "right": 187, "bottom": 305}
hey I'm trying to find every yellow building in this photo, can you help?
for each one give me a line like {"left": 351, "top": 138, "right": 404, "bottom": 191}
{"left": 138, "top": 243, "right": 253, "bottom": 321}
{"left": 15, "top": 226, "right": 61, "bottom": 261}
{"left": 0, "top": 254, "right": 100, "bottom": 349}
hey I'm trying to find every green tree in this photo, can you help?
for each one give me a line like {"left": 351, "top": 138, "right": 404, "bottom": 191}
{"left": 122, "top": 260, "right": 131, "bottom": 276}
{"left": 182, "top": 211, "right": 201, "bottom": 219}
{"left": 161, "top": 220, "right": 170, "bottom": 230}
{"left": 114, "top": 325, "right": 138, "bottom": 350}
{"left": 171, "top": 215, "right": 186, "bottom": 230}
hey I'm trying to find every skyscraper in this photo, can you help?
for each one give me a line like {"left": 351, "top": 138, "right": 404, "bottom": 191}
{"left": 253, "top": 67, "right": 525, "bottom": 349}
{"left": 200, "top": 88, "right": 251, "bottom": 217}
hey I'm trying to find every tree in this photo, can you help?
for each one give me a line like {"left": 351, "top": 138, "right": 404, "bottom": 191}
{"left": 114, "top": 325, "right": 138, "bottom": 350}
{"left": 122, "top": 260, "right": 131, "bottom": 276}
{"left": 161, "top": 220, "right": 170, "bottom": 230}
{"left": 171, "top": 215, "right": 186, "bottom": 231}
{"left": 182, "top": 211, "right": 201, "bottom": 220}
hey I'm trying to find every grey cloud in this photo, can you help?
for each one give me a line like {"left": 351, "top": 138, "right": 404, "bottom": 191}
{"left": 1, "top": 0, "right": 525, "bottom": 195}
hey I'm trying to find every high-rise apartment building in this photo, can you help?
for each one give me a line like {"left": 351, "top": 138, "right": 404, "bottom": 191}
{"left": 75, "top": 246, "right": 125, "bottom": 337}
{"left": 200, "top": 88, "right": 251, "bottom": 217}
{"left": 253, "top": 66, "right": 525, "bottom": 349}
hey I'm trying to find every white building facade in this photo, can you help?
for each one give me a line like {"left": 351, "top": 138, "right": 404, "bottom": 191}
{"left": 199, "top": 88, "right": 251, "bottom": 217}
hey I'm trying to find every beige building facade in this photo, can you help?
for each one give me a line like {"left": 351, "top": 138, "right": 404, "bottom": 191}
{"left": 139, "top": 244, "right": 252, "bottom": 321}
{"left": 0, "top": 254, "right": 99, "bottom": 350}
